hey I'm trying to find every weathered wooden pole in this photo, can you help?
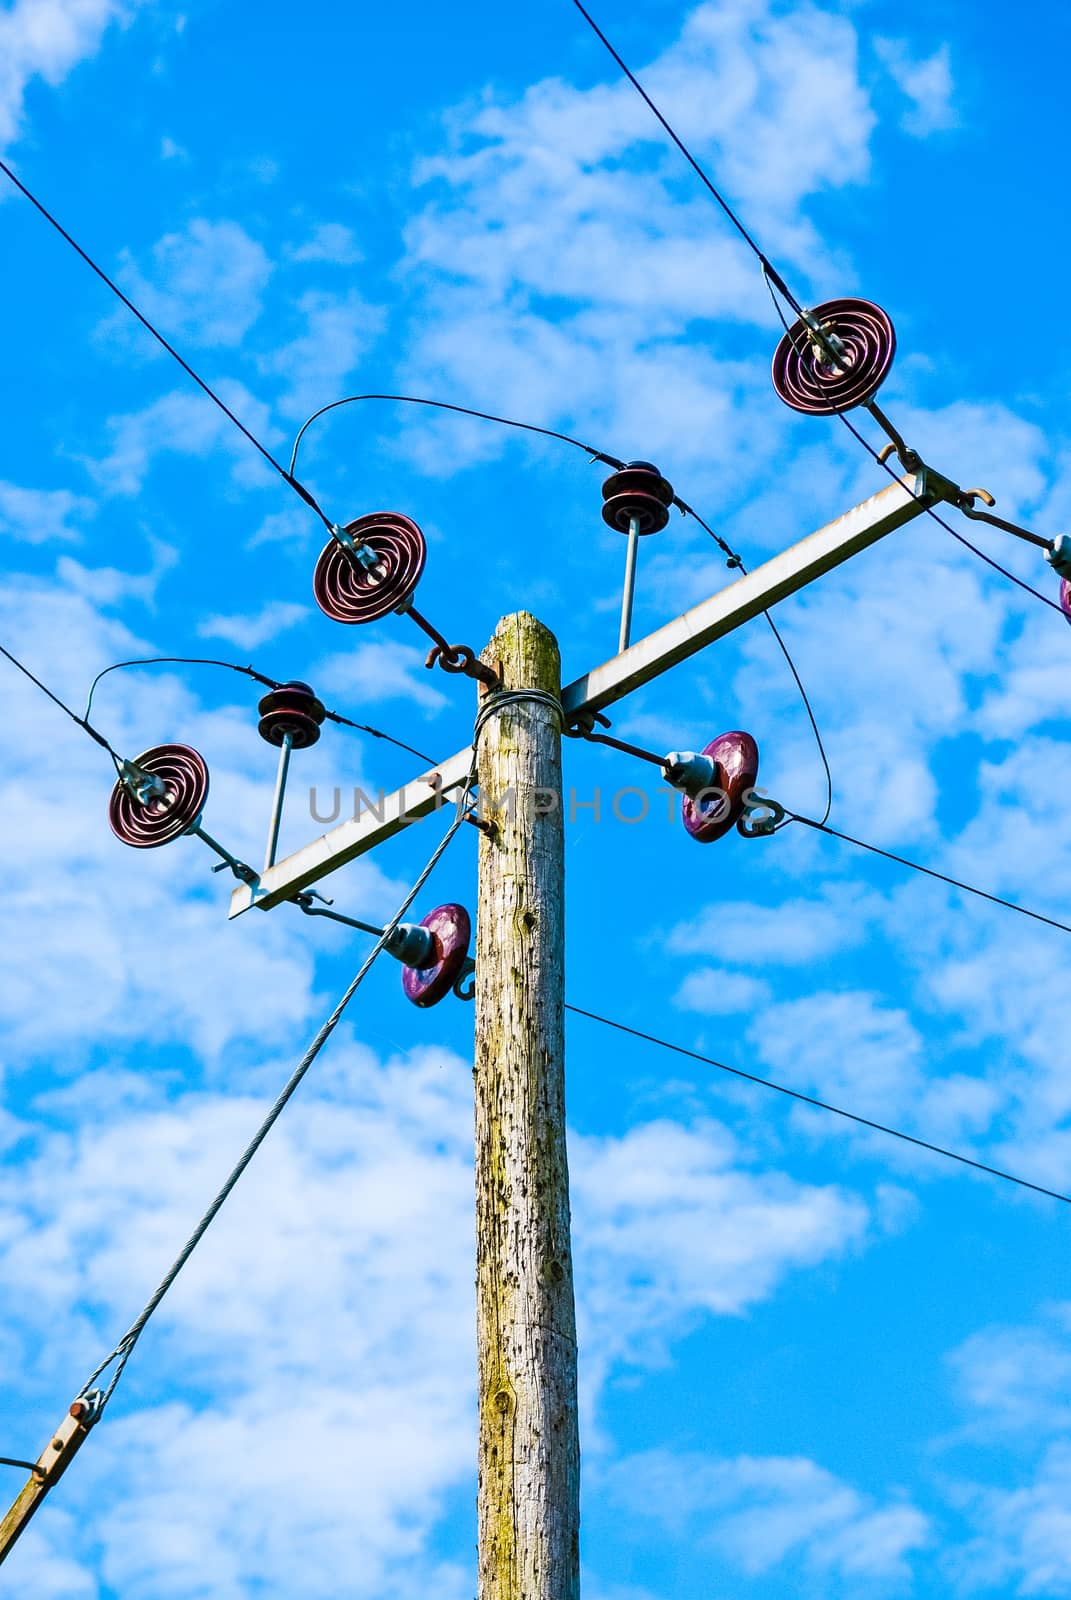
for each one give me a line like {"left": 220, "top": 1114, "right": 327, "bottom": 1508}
{"left": 474, "top": 611, "right": 580, "bottom": 1600}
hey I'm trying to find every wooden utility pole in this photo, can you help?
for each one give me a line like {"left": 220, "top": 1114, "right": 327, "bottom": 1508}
{"left": 473, "top": 612, "right": 579, "bottom": 1600}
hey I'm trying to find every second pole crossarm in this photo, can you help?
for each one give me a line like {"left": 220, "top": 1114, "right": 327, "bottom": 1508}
{"left": 230, "top": 471, "right": 934, "bottom": 917}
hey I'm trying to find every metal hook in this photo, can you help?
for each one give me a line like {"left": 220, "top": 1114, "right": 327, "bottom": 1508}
{"left": 453, "top": 957, "right": 476, "bottom": 1002}
{"left": 736, "top": 793, "right": 788, "bottom": 837}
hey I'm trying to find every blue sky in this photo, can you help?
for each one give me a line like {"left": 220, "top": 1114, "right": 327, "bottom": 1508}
{"left": 2, "top": 1, "right": 1070, "bottom": 1595}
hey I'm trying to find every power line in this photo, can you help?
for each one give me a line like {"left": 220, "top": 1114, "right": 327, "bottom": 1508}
{"left": 835, "top": 409, "right": 1066, "bottom": 617}
{"left": 568, "top": 1, "right": 802, "bottom": 314}
{"left": 85, "top": 656, "right": 440, "bottom": 767}
{"left": 576, "top": 5, "right": 1063, "bottom": 617}
{"left": 0, "top": 640, "right": 120, "bottom": 763}
{"left": 788, "top": 812, "right": 1071, "bottom": 938}
{"left": 0, "top": 156, "right": 333, "bottom": 533}
{"left": 79, "top": 748, "right": 478, "bottom": 1414}
{"left": 289, "top": 393, "right": 626, "bottom": 477}
{"left": 760, "top": 263, "right": 1066, "bottom": 619}
{"left": 564, "top": 1004, "right": 1071, "bottom": 1205}
{"left": 292, "top": 397, "right": 833, "bottom": 816}
{"left": 677, "top": 498, "right": 833, "bottom": 825}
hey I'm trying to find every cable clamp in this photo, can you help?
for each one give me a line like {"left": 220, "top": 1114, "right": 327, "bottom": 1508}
{"left": 1046, "top": 533, "right": 1071, "bottom": 577}
{"left": 118, "top": 758, "right": 167, "bottom": 806}
{"left": 329, "top": 524, "right": 382, "bottom": 573}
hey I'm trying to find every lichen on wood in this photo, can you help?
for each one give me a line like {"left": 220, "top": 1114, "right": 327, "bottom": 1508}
{"left": 474, "top": 611, "right": 579, "bottom": 1600}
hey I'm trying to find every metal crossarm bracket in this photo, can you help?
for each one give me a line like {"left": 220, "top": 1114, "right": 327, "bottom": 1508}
{"left": 229, "top": 472, "right": 933, "bottom": 918}
{"left": 0, "top": 1402, "right": 98, "bottom": 1565}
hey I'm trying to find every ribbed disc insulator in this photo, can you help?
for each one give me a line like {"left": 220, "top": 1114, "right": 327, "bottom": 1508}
{"left": 1061, "top": 579, "right": 1071, "bottom": 625}
{"left": 772, "top": 297, "right": 896, "bottom": 415}
{"left": 257, "top": 681, "right": 326, "bottom": 748}
{"left": 313, "top": 512, "right": 426, "bottom": 625}
{"left": 109, "top": 744, "right": 209, "bottom": 849}
{"left": 681, "top": 730, "right": 759, "bottom": 844}
{"left": 601, "top": 462, "right": 674, "bottom": 534}
{"left": 401, "top": 903, "right": 471, "bottom": 1009}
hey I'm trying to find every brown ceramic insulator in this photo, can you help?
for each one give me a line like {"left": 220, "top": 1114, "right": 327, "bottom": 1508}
{"left": 257, "top": 681, "right": 326, "bottom": 748}
{"left": 600, "top": 461, "right": 674, "bottom": 534}
{"left": 108, "top": 743, "right": 210, "bottom": 849}
{"left": 401, "top": 903, "right": 472, "bottom": 1008}
{"left": 313, "top": 511, "right": 427, "bottom": 625}
{"left": 772, "top": 297, "right": 896, "bottom": 415}
{"left": 681, "top": 730, "right": 759, "bottom": 844}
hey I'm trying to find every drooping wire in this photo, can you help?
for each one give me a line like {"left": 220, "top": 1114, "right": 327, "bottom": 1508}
{"left": 564, "top": 1004, "right": 1071, "bottom": 1206}
{"left": 785, "top": 812, "right": 1071, "bottom": 938}
{"left": 0, "top": 156, "right": 334, "bottom": 534}
{"left": 79, "top": 745, "right": 479, "bottom": 1414}
{"left": 84, "top": 657, "right": 277, "bottom": 721}
{"left": 0, "top": 640, "right": 121, "bottom": 764}
{"left": 292, "top": 396, "right": 833, "bottom": 816}
{"left": 289, "top": 393, "right": 625, "bottom": 477}
{"left": 676, "top": 497, "right": 833, "bottom": 825}
{"left": 84, "top": 656, "right": 439, "bottom": 767}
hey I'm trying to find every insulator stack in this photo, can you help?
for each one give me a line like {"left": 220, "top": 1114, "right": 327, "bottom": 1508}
{"left": 772, "top": 297, "right": 896, "bottom": 415}
{"left": 600, "top": 461, "right": 674, "bottom": 535}
{"left": 257, "top": 681, "right": 326, "bottom": 748}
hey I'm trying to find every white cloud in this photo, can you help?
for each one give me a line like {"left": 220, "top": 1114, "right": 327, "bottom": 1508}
{"left": 876, "top": 38, "right": 956, "bottom": 138}
{"left": 56, "top": 539, "right": 178, "bottom": 607}
{"left": 950, "top": 1443, "right": 1071, "bottom": 1597}
{"left": 89, "top": 382, "right": 281, "bottom": 494}
{"left": 666, "top": 883, "right": 882, "bottom": 967}
{"left": 398, "top": 0, "right": 885, "bottom": 473}
{"left": 244, "top": 505, "right": 313, "bottom": 552}
{"left": 0, "top": 0, "right": 145, "bottom": 149}
{"left": 749, "top": 989, "right": 925, "bottom": 1124}
{"left": 109, "top": 218, "right": 273, "bottom": 349}
{"left": 288, "top": 221, "right": 362, "bottom": 265}
{"left": 948, "top": 1306, "right": 1071, "bottom": 1438}
{"left": 604, "top": 1447, "right": 928, "bottom": 1583}
{"left": 260, "top": 288, "right": 385, "bottom": 421}
{"left": 0, "top": 479, "right": 95, "bottom": 543}
{"left": 571, "top": 1117, "right": 868, "bottom": 1375}
{"left": 198, "top": 600, "right": 310, "bottom": 650}
{"left": 313, "top": 639, "right": 450, "bottom": 715}
{"left": 673, "top": 966, "right": 771, "bottom": 1014}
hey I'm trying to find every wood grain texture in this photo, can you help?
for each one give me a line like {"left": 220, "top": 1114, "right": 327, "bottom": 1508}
{"left": 474, "top": 612, "right": 579, "bottom": 1600}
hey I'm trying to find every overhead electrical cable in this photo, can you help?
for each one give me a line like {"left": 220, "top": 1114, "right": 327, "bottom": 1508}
{"left": 565, "top": 1005, "right": 1071, "bottom": 1205}
{"left": 289, "top": 393, "right": 625, "bottom": 476}
{"left": 78, "top": 745, "right": 479, "bottom": 1415}
{"left": 835, "top": 408, "right": 1067, "bottom": 617}
{"left": 567, "top": 1, "right": 802, "bottom": 311}
{"left": 0, "top": 156, "right": 334, "bottom": 533}
{"left": 676, "top": 497, "right": 833, "bottom": 825}
{"left": 572, "top": 2, "right": 1065, "bottom": 620}
{"left": 787, "top": 812, "right": 1071, "bottom": 938}
{"left": 291, "top": 397, "right": 834, "bottom": 816}
{"left": 761, "top": 281, "right": 1068, "bottom": 620}
{"left": 84, "top": 656, "right": 440, "bottom": 767}
{"left": 0, "top": 640, "right": 121, "bottom": 764}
